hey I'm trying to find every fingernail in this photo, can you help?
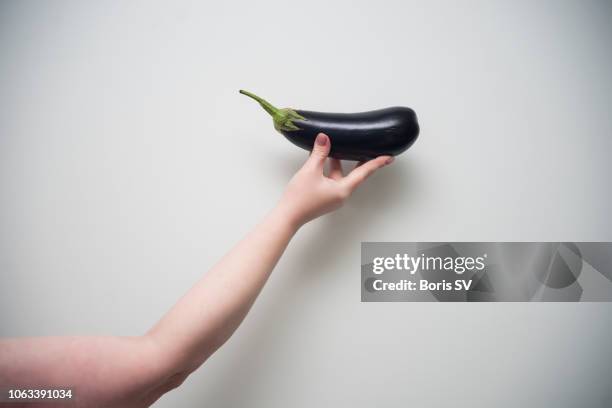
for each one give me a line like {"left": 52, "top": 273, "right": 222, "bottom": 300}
{"left": 385, "top": 157, "right": 394, "bottom": 165}
{"left": 316, "top": 133, "right": 327, "bottom": 146}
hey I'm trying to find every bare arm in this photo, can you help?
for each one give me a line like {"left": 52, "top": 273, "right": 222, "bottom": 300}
{"left": 0, "top": 134, "right": 393, "bottom": 407}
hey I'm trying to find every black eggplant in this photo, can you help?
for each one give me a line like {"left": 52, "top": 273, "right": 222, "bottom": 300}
{"left": 239, "top": 90, "right": 419, "bottom": 161}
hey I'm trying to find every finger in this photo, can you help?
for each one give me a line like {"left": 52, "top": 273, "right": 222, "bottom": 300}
{"left": 305, "top": 133, "right": 330, "bottom": 171}
{"left": 354, "top": 160, "right": 365, "bottom": 169}
{"left": 329, "top": 158, "right": 343, "bottom": 180}
{"left": 343, "top": 156, "right": 394, "bottom": 192}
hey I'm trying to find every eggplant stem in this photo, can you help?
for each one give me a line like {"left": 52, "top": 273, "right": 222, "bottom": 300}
{"left": 239, "top": 89, "right": 306, "bottom": 132}
{"left": 239, "top": 90, "right": 279, "bottom": 116}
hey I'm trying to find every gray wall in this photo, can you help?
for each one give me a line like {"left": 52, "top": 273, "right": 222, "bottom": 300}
{"left": 1, "top": 1, "right": 611, "bottom": 406}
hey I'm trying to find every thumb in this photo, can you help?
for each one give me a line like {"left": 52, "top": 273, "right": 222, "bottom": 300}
{"left": 307, "top": 133, "right": 330, "bottom": 169}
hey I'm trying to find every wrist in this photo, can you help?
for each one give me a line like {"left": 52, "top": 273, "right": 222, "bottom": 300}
{"left": 271, "top": 201, "right": 304, "bottom": 233}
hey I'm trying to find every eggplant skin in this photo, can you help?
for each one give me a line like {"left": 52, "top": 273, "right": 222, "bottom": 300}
{"left": 238, "top": 90, "right": 419, "bottom": 161}
{"left": 282, "top": 107, "right": 419, "bottom": 161}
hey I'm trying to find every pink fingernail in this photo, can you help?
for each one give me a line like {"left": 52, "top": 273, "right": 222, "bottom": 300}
{"left": 316, "top": 134, "right": 327, "bottom": 146}
{"left": 385, "top": 157, "right": 394, "bottom": 165}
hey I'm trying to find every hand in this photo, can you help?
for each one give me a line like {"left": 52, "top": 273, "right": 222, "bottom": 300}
{"left": 276, "top": 133, "right": 394, "bottom": 228}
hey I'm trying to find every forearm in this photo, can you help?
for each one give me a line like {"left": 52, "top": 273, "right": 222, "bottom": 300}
{"left": 145, "top": 134, "right": 390, "bottom": 377}
{"left": 147, "top": 204, "right": 300, "bottom": 372}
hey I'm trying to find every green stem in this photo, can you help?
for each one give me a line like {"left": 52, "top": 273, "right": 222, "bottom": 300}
{"left": 239, "top": 90, "right": 279, "bottom": 117}
{"left": 239, "top": 89, "right": 306, "bottom": 132}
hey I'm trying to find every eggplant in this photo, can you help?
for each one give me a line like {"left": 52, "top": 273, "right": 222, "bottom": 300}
{"left": 239, "top": 90, "right": 419, "bottom": 161}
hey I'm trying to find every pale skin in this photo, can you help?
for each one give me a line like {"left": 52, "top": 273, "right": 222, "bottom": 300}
{"left": 0, "top": 133, "right": 393, "bottom": 407}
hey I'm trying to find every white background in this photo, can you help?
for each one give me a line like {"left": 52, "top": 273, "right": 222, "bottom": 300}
{"left": 1, "top": 1, "right": 611, "bottom": 406}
